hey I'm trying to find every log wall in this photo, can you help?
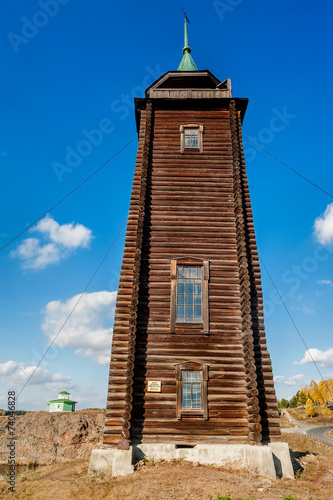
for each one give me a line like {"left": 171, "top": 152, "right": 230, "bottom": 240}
{"left": 104, "top": 97, "right": 281, "bottom": 447}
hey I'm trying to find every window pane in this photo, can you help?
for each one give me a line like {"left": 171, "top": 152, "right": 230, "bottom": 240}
{"left": 190, "top": 267, "right": 197, "bottom": 278}
{"left": 194, "top": 294, "right": 201, "bottom": 305}
{"left": 194, "top": 283, "right": 201, "bottom": 295}
{"left": 177, "top": 294, "right": 184, "bottom": 305}
{"left": 197, "top": 268, "right": 202, "bottom": 278}
{"left": 194, "top": 306, "right": 202, "bottom": 317}
{"left": 177, "top": 305, "right": 184, "bottom": 315}
{"left": 186, "top": 283, "right": 193, "bottom": 294}
{"left": 185, "top": 294, "right": 192, "bottom": 305}
{"left": 185, "top": 305, "right": 193, "bottom": 317}
{"left": 192, "top": 384, "right": 201, "bottom": 408}
{"left": 182, "top": 383, "right": 191, "bottom": 408}
{"left": 177, "top": 267, "right": 182, "bottom": 278}
{"left": 183, "top": 267, "right": 189, "bottom": 278}
{"left": 177, "top": 283, "right": 185, "bottom": 294}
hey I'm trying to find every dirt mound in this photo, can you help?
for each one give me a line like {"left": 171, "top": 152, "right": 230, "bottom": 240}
{"left": 0, "top": 411, "right": 104, "bottom": 465}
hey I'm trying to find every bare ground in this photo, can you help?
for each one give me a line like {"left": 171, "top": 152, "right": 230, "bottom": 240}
{"left": 1, "top": 432, "right": 333, "bottom": 500}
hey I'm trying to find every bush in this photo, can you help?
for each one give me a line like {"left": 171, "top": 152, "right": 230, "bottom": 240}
{"left": 321, "top": 406, "right": 332, "bottom": 416}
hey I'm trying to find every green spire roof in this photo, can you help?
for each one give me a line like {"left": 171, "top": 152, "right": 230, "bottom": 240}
{"left": 177, "top": 13, "right": 198, "bottom": 71}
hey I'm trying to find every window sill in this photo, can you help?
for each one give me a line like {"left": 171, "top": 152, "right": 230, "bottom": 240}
{"left": 173, "top": 323, "right": 209, "bottom": 335}
{"left": 178, "top": 409, "right": 205, "bottom": 419}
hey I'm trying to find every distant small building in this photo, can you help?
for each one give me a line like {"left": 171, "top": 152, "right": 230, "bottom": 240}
{"left": 47, "top": 391, "right": 77, "bottom": 412}
{"left": 325, "top": 400, "right": 333, "bottom": 410}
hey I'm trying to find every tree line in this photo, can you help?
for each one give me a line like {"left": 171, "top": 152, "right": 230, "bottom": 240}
{"left": 278, "top": 378, "right": 333, "bottom": 417}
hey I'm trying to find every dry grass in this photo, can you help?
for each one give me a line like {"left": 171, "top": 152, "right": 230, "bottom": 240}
{"left": 280, "top": 413, "right": 297, "bottom": 428}
{"left": 327, "top": 429, "right": 333, "bottom": 439}
{"left": 1, "top": 434, "right": 333, "bottom": 500}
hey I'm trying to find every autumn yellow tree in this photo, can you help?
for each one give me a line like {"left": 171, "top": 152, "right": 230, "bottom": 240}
{"left": 308, "top": 380, "right": 320, "bottom": 405}
{"left": 305, "top": 398, "right": 315, "bottom": 417}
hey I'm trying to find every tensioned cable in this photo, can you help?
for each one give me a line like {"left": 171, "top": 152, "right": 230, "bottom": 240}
{"left": 0, "top": 136, "right": 138, "bottom": 253}
{"left": 17, "top": 219, "right": 127, "bottom": 399}
{"left": 259, "top": 254, "right": 333, "bottom": 399}
{"left": 243, "top": 136, "right": 333, "bottom": 200}
{"left": 3, "top": 135, "right": 332, "bottom": 254}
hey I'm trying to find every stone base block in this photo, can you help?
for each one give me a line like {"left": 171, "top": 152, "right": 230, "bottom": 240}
{"left": 89, "top": 443, "right": 294, "bottom": 480}
{"left": 112, "top": 448, "right": 134, "bottom": 477}
{"left": 268, "top": 442, "right": 294, "bottom": 479}
{"left": 88, "top": 448, "right": 134, "bottom": 477}
{"left": 88, "top": 449, "right": 115, "bottom": 475}
{"left": 134, "top": 443, "right": 278, "bottom": 479}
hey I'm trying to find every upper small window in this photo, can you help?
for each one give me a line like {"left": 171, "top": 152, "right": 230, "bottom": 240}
{"left": 184, "top": 129, "right": 199, "bottom": 149}
{"left": 180, "top": 124, "right": 204, "bottom": 153}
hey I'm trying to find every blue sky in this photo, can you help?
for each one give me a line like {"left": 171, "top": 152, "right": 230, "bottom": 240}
{"left": 1, "top": 0, "right": 333, "bottom": 410}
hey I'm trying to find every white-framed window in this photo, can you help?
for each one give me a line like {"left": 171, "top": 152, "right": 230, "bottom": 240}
{"left": 182, "top": 370, "right": 202, "bottom": 409}
{"left": 170, "top": 258, "right": 209, "bottom": 334}
{"left": 176, "top": 266, "right": 202, "bottom": 323}
{"left": 180, "top": 124, "right": 204, "bottom": 153}
{"left": 184, "top": 128, "right": 199, "bottom": 149}
{"left": 175, "top": 362, "right": 209, "bottom": 419}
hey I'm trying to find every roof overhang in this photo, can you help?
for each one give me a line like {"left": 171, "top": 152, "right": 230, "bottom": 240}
{"left": 145, "top": 70, "right": 222, "bottom": 94}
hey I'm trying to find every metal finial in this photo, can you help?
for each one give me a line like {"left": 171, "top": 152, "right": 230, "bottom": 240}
{"left": 181, "top": 8, "right": 191, "bottom": 23}
{"left": 177, "top": 9, "right": 198, "bottom": 71}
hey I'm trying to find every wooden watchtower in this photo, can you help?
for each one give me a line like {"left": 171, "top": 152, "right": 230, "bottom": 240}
{"left": 103, "top": 18, "right": 282, "bottom": 451}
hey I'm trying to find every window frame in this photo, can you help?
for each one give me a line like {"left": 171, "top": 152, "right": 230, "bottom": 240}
{"left": 180, "top": 124, "right": 204, "bottom": 154}
{"left": 170, "top": 258, "right": 209, "bottom": 334}
{"left": 175, "top": 361, "right": 209, "bottom": 420}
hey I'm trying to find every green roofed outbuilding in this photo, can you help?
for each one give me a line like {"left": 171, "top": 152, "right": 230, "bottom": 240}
{"left": 47, "top": 391, "right": 77, "bottom": 412}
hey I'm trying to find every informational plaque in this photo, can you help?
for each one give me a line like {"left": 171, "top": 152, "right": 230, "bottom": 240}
{"left": 147, "top": 380, "right": 161, "bottom": 392}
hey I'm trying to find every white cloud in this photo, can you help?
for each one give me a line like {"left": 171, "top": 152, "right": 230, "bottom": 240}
{"left": 295, "top": 348, "right": 333, "bottom": 367}
{"left": 290, "top": 301, "right": 315, "bottom": 314}
{"left": 0, "top": 360, "right": 73, "bottom": 390}
{"left": 273, "top": 375, "right": 285, "bottom": 383}
{"left": 317, "top": 279, "right": 332, "bottom": 285}
{"left": 42, "top": 291, "right": 116, "bottom": 365}
{"left": 274, "top": 374, "right": 305, "bottom": 386}
{"left": 314, "top": 203, "right": 333, "bottom": 245}
{"left": 32, "top": 216, "right": 92, "bottom": 249}
{"left": 10, "top": 215, "right": 92, "bottom": 270}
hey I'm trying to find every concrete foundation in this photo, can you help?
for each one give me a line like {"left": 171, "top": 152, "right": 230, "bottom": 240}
{"left": 89, "top": 443, "right": 294, "bottom": 479}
